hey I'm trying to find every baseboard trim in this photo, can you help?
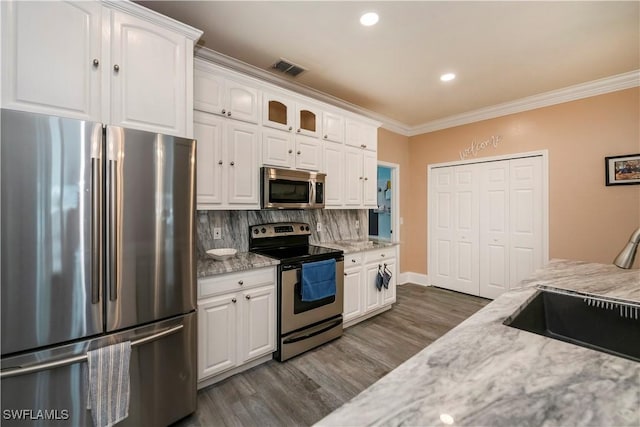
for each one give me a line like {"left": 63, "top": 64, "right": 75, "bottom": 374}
{"left": 399, "top": 272, "right": 429, "bottom": 286}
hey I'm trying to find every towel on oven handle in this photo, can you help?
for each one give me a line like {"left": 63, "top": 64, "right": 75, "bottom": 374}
{"left": 301, "top": 258, "right": 337, "bottom": 301}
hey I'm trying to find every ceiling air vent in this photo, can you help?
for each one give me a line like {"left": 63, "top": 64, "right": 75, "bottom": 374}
{"left": 271, "top": 58, "right": 306, "bottom": 77}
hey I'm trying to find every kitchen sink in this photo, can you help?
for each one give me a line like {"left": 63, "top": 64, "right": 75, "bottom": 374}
{"left": 504, "top": 289, "right": 640, "bottom": 362}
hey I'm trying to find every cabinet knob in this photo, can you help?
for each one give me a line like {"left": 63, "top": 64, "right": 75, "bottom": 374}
{"left": 359, "top": 177, "right": 363, "bottom": 180}
{"left": 231, "top": 298, "right": 237, "bottom": 303}
{"left": 351, "top": 259, "right": 356, "bottom": 263}
{"left": 381, "top": 253, "right": 385, "bottom": 257}
{"left": 238, "top": 280, "right": 243, "bottom": 285}
{"left": 360, "top": 144, "right": 365, "bottom": 148}
{"left": 297, "top": 151, "right": 301, "bottom": 155}
{"left": 364, "top": 177, "right": 368, "bottom": 181}
{"left": 245, "top": 295, "right": 251, "bottom": 300}
{"left": 227, "top": 111, "right": 232, "bottom": 117}
{"left": 218, "top": 160, "right": 223, "bottom": 165}
{"left": 363, "top": 144, "right": 367, "bottom": 148}
{"left": 324, "top": 135, "right": 328, "bottom": 139}
{"left": 297, "top": 129, "right": 301, "bottom": 133}
{"left": 344, "top": 273, "right": 347, "bottom": 276}
{"left": 92, "top": 59, "right": 99, "bottom": 67}
{"left": 113, "top": 64, "right": 120, "bottom": 72}
{"left": 288, "top": 126, "right": 293, "bottom": 131}
{"left": 288, "top": 149, "right": 293, "bottom": 154}
{"left": 221, "top": 109, "right": 226, "bottom": 115}
{"left": 230, "top": 161, "right": 235, "bottom": 166}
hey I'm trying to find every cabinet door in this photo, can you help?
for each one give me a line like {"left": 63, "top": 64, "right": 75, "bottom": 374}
{"left": 364, "top": 263, "right": 383, "bottom": 312}
{"left": 452, "top": 165, "right": 480, "bottom": 295}
{"left": 345, "top": 119, "right": 364, "bottom": 148}
{"left": 381, "top": 260, "right": 397, "bottom": 306}
{"left": 1, "top": 1, "right": 101, "bottom": 120}
{"left": 362, "top": 150, "right": 378, "bottom": 207}
{"left": 322, "top": 111, "right": 344, "bottom": 143}
{"left": 194, "top": 67, "right": 225, "bottom": 115}
{"left": 323, "top": 141, "right": 344, "bottom": 206}
{"left": 225, "top": 79, "right": 259, "bottom": 124}
{"left": 109, "top": 9, "right": 187, "bottom": 136}
{"left": 344, "top": 146, "right": 363, "bottom": 206}
{"left": 343, "top": 268, "right": 363, "bottom": 322}
{"left": 263, "top": 92, "right": 295, "bottom": 132}
{"left": 262, "top": 128, "right": 294, "bottom": 168}
{"left": 194, "top": 112, "right": 224, "bottom": 207}
{"left": 295, "top": 103, "right": 320, "bottom": 138}
{"left": 197, "top": 294, "right": 238, "bottom": 380}
{"left": 295, "top": 135, "right": 323, "bottom": 171}
{"left": 361, "top": 123, "right": 378, "bottom": 152}
{"left": 240, "top": 285, "right": 276, "bottom": 362}
{"left": 226, "top": 122, "right": 259, "bottom": 205}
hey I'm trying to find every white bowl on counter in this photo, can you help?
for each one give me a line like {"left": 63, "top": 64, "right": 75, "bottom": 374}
{"left": 206, "top": 248, "right": 237, "bottom": 260}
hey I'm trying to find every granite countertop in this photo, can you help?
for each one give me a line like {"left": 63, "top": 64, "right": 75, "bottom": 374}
{"left": 317, "top": 260, "right": 640, "bottom": 427}
{"left": 197, "top": 252, "right": 279, "bottom": 278}
{"left": 319, "top": 239, "right": 399, "bottom": 254}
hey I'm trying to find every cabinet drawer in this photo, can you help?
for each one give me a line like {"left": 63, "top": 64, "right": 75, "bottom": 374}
{"left": 364, "top": 247, "right": 396, "bottom": 264}
{"left": 344, "top": 252, "right": 364, "bottom": 268}
{"left": 199, "top": 267, "right": 275, "bottom": 299}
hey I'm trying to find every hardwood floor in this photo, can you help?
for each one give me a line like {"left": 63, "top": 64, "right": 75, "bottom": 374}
{"left": 174, "top": 285, "right": 489, "bottom": 427}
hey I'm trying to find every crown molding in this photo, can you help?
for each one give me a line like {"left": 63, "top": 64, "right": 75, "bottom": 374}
{"left": 104, "top": 0, "right": 203, "bottom": 40}
{"left": 194, "top": 47, "right": 638, "bottom": 138}
{"left": 408, "top": 70, "right": 640, "bottom": 136}
{"left": 195, "top": 46, "right": 407, "bottom": 132}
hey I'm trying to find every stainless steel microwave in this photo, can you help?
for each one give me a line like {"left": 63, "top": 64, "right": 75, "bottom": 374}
{"left": 261, "top": 167, "right": 325, "bottom": 209}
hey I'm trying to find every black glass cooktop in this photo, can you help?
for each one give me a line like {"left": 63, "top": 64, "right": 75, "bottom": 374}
{"left": 251, "top": 245, "right": 343, "bottom": 264}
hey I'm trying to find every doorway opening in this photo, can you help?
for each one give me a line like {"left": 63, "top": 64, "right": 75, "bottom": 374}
{"left": 368, "top": 163, "right": 398, "bottom": 241}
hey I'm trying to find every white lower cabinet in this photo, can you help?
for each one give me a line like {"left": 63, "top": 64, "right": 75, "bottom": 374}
{"left": 197, "top": 267, "right": 276, "bottom": 383}
{"left": 342, "top": 247, "right": 397, "bottom": 327}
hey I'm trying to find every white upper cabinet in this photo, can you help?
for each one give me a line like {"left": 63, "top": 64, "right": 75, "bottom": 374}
{"left": 346, "top": 119, "right": 377, "bottom": 152}
{"left": 295, "top": 102, "right": 321, "bottom": 138}
{"left": 262, "top": 128, "right": 294, "bottom": 169}
{"left": 321, "top": 111, "right": 345, "bottom": 143}
{"left": 294, "top": 135, "right": 323, "bottom": 171}
{"left": 194, "top": 60, "right": 259, "bottom": 124}
{"left": 262, "top": 91, "right": 295, "bottom": 132}
{"left": 1, "top": 1, "right": 102, "bottom": 120}
{"left": 1, "top": 0, "right": 202, "bottom": 137}
{"left": 323, "top": 141, "right": 344, "bottom": 207}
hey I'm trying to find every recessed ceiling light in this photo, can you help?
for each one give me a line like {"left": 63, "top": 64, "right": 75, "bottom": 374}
{"left": 440, "top": 73, "right": 456, "bottom": 82}
{"left": 360, "top": 12, "right": 379, "bottom": 26}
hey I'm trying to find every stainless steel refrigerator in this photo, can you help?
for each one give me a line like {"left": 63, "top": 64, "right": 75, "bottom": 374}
{"left": 0, "top": 109, "right": 197, "bottom": 426}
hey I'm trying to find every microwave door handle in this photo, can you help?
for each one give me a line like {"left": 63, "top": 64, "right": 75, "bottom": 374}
{"left": 310, "top": 181, "right": 316, "bottom": 206}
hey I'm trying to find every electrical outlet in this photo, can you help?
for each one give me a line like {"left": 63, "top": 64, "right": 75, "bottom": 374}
{"left": 355, "top": 220, "right": 360, "bottom": 229}
{"left": 316, "top": 222, "right": 322, "bottom": 232}
{"left": 213, "top": 227, "right": 222, "bottom": 240}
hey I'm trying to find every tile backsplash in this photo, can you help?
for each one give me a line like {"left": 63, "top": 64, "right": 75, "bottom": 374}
{"left": 197, "top": 209, "right": 368, "bottom": 255}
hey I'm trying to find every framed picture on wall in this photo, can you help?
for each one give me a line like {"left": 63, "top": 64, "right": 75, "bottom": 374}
{"left": 605, "top": 154, "right": 640, "bottom": 186}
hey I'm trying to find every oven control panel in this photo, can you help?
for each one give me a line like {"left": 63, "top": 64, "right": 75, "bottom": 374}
{"left": 250, "top": 222, "right": 311, "bottom": 239}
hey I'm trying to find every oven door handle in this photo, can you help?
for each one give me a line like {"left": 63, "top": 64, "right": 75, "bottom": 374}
{"left": 282, "top": 318, "right": 342, "bottom": 345}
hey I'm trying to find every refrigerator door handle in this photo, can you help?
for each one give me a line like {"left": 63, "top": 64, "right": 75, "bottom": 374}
{"left": 91, "top": 157, "right": 102, "bottom": 304}
{"left": 109, "top": 158, "right": 118, "bottom": 301}
{"left": 0, "top": 324, "right": 184, "bottom": 379}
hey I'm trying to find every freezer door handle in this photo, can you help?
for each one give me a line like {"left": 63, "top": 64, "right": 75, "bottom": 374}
{"left": 0, "top": 324, "right": 184, "bottom": 379}
{"left": 109, "top": 159, "right": 118, "bottom": 301}
{"left": 91, "top": 157, "right": 102, "bottom": 304}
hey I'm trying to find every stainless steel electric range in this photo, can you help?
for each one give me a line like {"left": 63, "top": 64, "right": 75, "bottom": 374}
{"left": 249, "top": 222, "right": 344, "bottom": 361}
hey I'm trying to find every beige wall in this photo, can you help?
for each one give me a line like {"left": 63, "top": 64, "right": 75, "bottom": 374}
{"left": 380, "top": 87, "right": 640, "bottom": 275}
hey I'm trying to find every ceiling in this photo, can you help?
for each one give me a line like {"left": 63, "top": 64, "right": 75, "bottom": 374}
{"left": 138, "top": 1, "right": 639, "bottom": 130}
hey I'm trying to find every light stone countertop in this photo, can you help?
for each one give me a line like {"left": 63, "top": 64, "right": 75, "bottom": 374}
{"left": 317, "top": 259, "right": 640, "bottom": 427}
{"left": 197, "top": 252, "right": 279, "bottom": 278}
{"left": 319, "top": 239, "right": 399, "bottom": 254}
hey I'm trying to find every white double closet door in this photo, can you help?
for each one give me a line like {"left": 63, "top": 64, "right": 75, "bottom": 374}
{"left": 429, "top": 155, "right": 545, "bottom": 299}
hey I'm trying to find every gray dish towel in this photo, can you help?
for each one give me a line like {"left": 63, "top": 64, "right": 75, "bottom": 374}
{"left": 87, "top": 341, "right": 132, "bottom": 427}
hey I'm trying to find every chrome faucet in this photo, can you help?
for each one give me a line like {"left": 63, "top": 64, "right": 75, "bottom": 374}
{"left": 614, "top": 227, "right": 640, "bottom": 269}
